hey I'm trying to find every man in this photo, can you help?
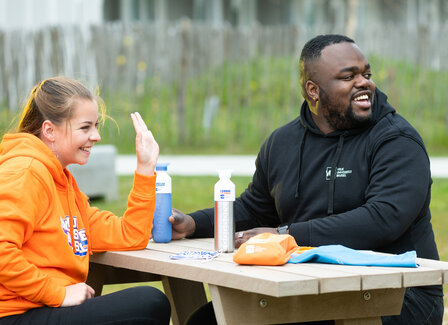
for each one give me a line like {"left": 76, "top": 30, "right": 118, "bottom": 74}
{"left": 170, "top": 34, "right": 444, "bottom": 324}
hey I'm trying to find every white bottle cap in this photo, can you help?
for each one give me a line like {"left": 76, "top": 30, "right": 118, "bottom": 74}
{"left": 218, "top": 169, "right": 232, "bottom": 179}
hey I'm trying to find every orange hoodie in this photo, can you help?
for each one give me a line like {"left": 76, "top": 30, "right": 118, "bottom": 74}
{"left": 0, "top": 132, "right": 156, "bottom": 317}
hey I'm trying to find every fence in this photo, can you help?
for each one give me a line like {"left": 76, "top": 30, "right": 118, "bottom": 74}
{"left": 1, "top": 21, "right": 448, "bottom": 153}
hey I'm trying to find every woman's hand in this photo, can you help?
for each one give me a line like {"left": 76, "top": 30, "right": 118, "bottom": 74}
{"left": 61, "top": 283, "right": 95, "bottom": 307}
{"left": 131, "top": 112, "right": 159, "bottom": 176}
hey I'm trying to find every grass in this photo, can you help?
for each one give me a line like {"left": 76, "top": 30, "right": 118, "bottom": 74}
{"left": 92, "top": 175, "right": 448, "bottom": 321}
{"left": 4, "top": 55, "right": 448, "bottom": 156}
{"left": 92, "top": 175, "right": 252, "bottom": 217}
{"left": 102, "top": 55, "right": 448, "bottom": 155}
{"left": 94, "top": 175, "right": 448, "bottom": 262}
{"left": 429, "top": 178, "right": 448, "bottom": 323}
{"left": 431, "top": 178, "right": 448, "bottom": 262}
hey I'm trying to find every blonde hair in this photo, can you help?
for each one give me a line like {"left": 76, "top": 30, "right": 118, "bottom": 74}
{"left": 17, "top": 76, "right": 106, "bottom": 136}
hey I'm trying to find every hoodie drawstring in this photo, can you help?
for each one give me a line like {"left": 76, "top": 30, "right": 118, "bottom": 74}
{"left": 67, "top": 190, "right": 77, "bottom": 254}
{"left": 295, "top": 126, "right": 308, "bottom": 199}
{"left": 327, "top": 133, "right": 346, "bottom": 215}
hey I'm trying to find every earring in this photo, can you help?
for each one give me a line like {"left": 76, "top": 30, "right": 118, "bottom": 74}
{"left": 51, "top": 141, "right": 59, "bottom": 159}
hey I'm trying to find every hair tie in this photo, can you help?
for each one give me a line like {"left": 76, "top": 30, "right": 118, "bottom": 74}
{"left": 17, "top": 80, "right": 46, "bottom": 130}
{"left": 35, "top": 79, "right": 47, "bottom": 96}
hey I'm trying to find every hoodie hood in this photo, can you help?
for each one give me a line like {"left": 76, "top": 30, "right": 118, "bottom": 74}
{"left": 0, "top": 132, "right": 92, "bottom": 255}
{"left": 0, "top": 132, "right": 67, "bottom": 187}
{"left": 299, "top": 88, "right": 395, "bottom": 137}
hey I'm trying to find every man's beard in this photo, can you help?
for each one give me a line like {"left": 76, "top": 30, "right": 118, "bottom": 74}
{"left": 321, "top": 90, "right": 373, "bottom": 131}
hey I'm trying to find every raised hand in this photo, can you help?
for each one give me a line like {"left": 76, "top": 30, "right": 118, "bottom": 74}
{"left": 61, "top": 283, "right": 95, "bottom": 307}
{"left": 131, "top": 112, "right": 159, "bottom": 176}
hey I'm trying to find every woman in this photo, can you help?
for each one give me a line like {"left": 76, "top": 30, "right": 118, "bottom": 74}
{"left": 0, "top": 77, "right": 171, "bottom": 324}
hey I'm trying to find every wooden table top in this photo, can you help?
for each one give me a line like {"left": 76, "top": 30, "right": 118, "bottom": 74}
{"left": 90, "top": 238, "right": 448, "bottom": 298}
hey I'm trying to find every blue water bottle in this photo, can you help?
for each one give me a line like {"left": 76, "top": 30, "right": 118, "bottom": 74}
{"left": 152, "top": 163, "right": 172, "bottom": 243}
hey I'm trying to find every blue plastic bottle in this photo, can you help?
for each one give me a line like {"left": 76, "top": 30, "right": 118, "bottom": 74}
{"left": 152, "top": 163, "right": 172, "bottom": 243}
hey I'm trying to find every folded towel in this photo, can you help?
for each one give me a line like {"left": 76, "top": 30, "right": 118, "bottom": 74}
{"left": 288, "top": 244, "right": 418, "bottom": 267}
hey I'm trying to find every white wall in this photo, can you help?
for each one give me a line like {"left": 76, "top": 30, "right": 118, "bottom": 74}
{"left": 0, "top": 0, "right": 103, "bottom": 31}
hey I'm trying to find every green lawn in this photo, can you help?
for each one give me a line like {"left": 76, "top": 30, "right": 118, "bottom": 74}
{"left": 431, "top": 178, "right": 448, "bottom": 323}
{"left": 94, "top": 175, "right": 448, "bottom": 261}
{"left": 92, "top": 176, "right": 448, "bottom": 320}
{"left": 92, "top": 175, "right": 252, "bottom": 218}
{"left": 431, "top": 178, "right": 448, "bottom": 262}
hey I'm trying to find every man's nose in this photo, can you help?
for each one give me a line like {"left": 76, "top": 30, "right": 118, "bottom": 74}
{"left": 355, "top": 74, "right": 371, "bottom": 88}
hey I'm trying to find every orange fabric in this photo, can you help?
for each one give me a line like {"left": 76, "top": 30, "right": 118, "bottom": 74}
{"left": 293, "top": 246, "right": 315, "bottom": 254}
{"left": 233, "top": 233, "right": 314, "bottom": 266}
{"left": 0, "top": 133, "right": 156, "bottom": 317}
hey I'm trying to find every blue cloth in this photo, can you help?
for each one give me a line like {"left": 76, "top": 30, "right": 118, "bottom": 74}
{"left": 288, "top": 245, "right": 418, "bottom": 267}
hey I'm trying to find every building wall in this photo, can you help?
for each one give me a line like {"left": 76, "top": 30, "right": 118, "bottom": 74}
{"left": 2, "top": 0, "right": 447, "bottom": 32}
{"left": 0, "top": 0, "right": 103, "bottom": 31}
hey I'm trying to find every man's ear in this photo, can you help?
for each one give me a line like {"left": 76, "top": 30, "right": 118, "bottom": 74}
{"left": 41, "top": 120, "right": 55, "bottom": 142}
{"left": 305, "top": 80, "right": 319, "bottom": 101}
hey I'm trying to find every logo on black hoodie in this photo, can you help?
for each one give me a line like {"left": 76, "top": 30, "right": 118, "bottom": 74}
{"left": 326, "top": 167, "right": 353, "bottom": 180}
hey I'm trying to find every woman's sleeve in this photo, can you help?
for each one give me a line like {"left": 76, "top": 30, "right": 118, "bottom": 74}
{"left": 87, "top": 172, "right": 156, "bottom": 251}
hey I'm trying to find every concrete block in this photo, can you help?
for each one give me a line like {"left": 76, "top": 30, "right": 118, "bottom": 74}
{"left": 68, "top": 145, "right": 118, "bottom": 201}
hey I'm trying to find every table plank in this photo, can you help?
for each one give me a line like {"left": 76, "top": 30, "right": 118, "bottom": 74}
{"left": 92, "top": 239, "right": 447, "bottom": 297}
{"left": 151, "top": 239, "right": 445, "bottom": 289}
{"left": 91, "top": 250, "right": 319, "bottom": 296}
{"left": 146, "top": 240, "right": 363, "bottom": 294}
{"left": 293, "top": 263, "right": 442, "bottom": 290}
{"left": 145, "top": 239, "right": 444, "bottom": 293}
{"left": 417, "top": 257, "right": 448, "bottom": 284}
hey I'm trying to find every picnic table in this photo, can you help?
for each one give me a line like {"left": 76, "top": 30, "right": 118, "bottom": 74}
{"left": 87, "top": 238, "right": 448, "bottom": 325}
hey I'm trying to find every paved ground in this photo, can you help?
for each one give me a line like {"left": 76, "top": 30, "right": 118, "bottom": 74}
{"left": 116, "top": 155, "right": 448, "bottom": 178}
{"left": 116, "top": 155, "right": 256, "bottom": 176}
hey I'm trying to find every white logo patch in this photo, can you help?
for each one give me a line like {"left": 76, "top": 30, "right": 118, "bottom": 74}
{"left": 326, "top": 167, "right": 353, "bottom": 181}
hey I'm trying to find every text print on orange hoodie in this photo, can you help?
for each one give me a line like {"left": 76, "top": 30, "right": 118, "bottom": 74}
{"left": 0, "top": 133, "right": 156, "bottom": 317}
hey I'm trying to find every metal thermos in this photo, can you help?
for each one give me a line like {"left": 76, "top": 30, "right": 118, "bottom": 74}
{"left": 214, "top": 170, "right": 235, "bottom": 252}
{"left": 214, "top": 201, "right": 235, "bottom": 252}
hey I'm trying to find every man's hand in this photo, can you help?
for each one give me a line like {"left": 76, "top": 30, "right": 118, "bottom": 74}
{"left": 169, "top": 208, "right": 196, "bottom": 239}
{"left": 234, "top": 227, "right": 278, "bottom": 248}
{"left": 61, "top": 283, "right": 95, "bottom": 307}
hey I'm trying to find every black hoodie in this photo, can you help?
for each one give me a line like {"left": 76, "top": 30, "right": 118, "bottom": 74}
{"left": 191, "top": 89, "right": 441, "bottom": 294}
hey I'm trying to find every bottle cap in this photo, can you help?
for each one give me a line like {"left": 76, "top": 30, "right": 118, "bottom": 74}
{"left": 218, "top": 169, "right": 232, "bottom": 179}
{"left": 156, "top": 162, "right": 170, "bottom": 171}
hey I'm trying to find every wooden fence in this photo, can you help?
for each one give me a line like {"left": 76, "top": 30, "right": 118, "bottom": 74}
{"left": 1, "top": 21, "right": 448, "bottom": 110}
{"left": 1, "top": 21, "right": 448, "bottom": 153}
